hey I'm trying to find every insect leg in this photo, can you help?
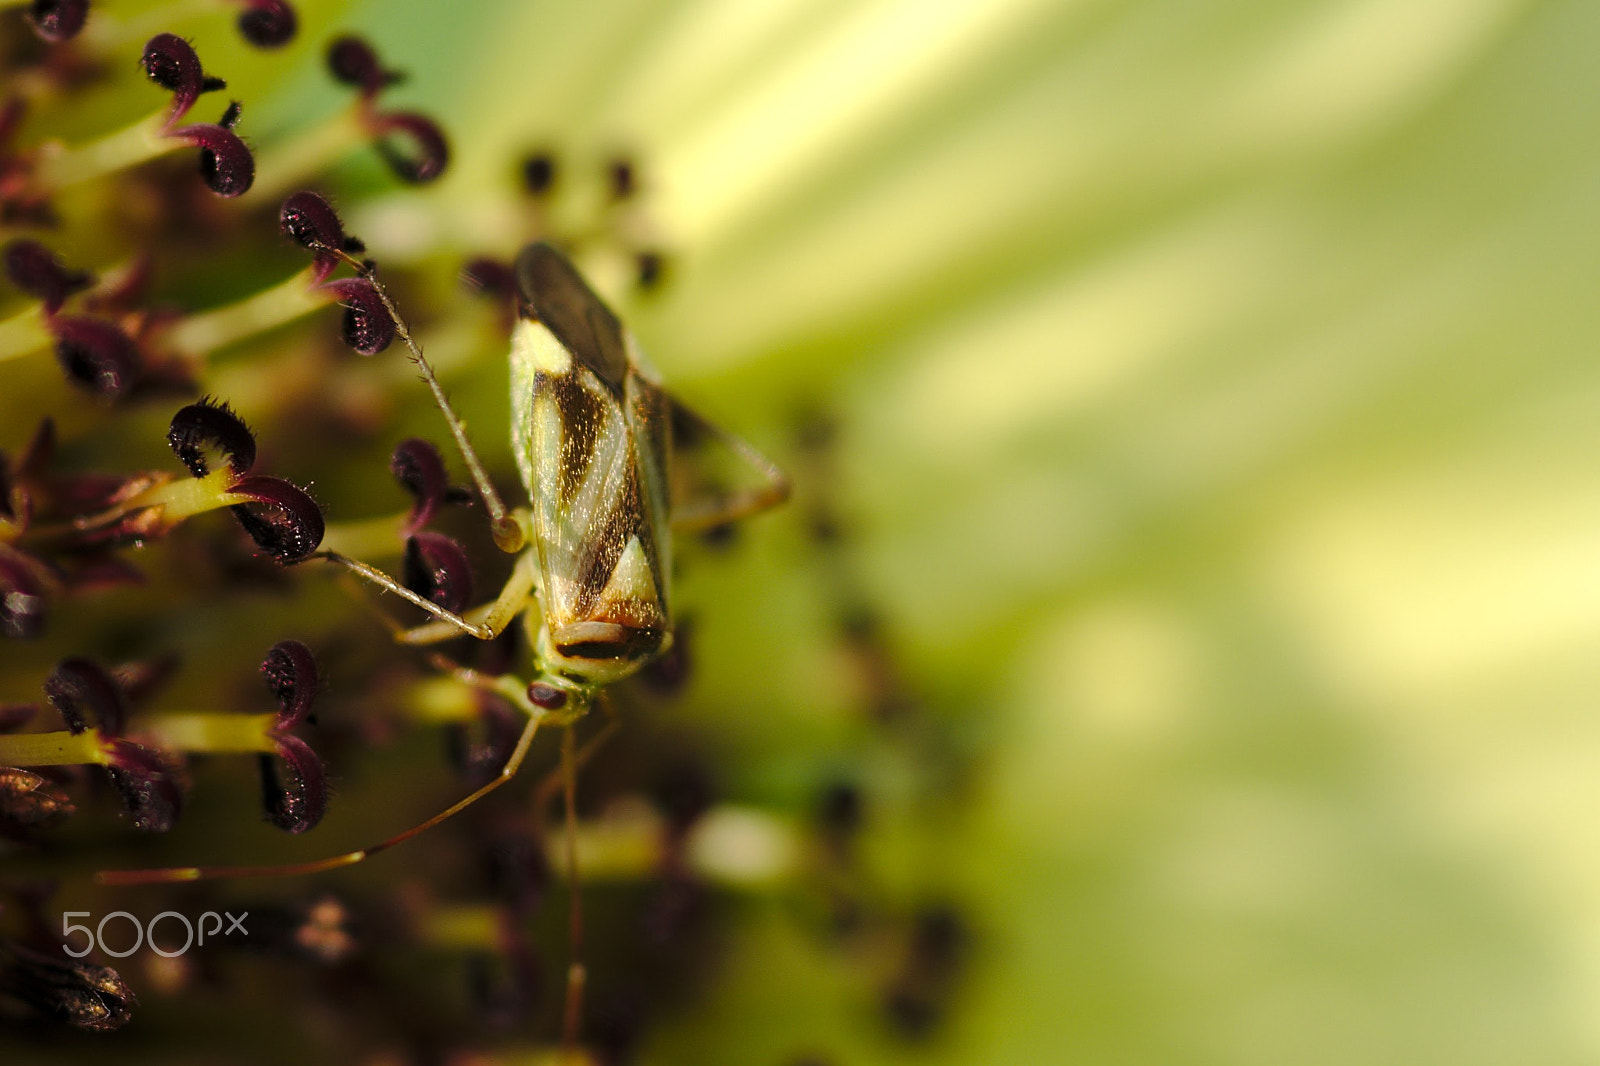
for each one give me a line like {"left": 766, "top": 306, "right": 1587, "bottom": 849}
{"left": 560, "top": 722, "right": 586, "bottom": 1052}
{"left": 398, "top": 548, "right": 539, "bottom": 646}
{"left": 668, "top": 397, "right": 791, "bottom": 533}
{"left": 323, "top": 245, "right": 524, "bottom": 554}
{"left": 311, "top": 547, "right": 535, "bottom": 642}
{"left": 96, "top": 703, "right": 546, "bottom": 885}
{"left": 533, "top": 697, "right": 620, "bottom": 818}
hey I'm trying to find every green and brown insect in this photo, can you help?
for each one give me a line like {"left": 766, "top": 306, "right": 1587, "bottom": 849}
{"left": 100, "top": 239, "right": 788, "bottom": 885}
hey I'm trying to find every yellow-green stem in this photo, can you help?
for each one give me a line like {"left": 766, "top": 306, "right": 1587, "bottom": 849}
{"left": 320, "top": 511, "right": 408, "bottom": 560}
{"left": 36, "top": 113, "right": 173, "bottom": 190}
{"left": 253, "top": 108, "right": 367, "bottom": 201}
{"left": 81, "top": 0, "right": 221, "bottom": 50}
{"left": 116, "top": 467, "right": 239, "bottom": 524}
{"left": 138, "top": 713, "right": 277, "bottom": 754}
{"left": 0, "top": 728, "right": 110, "bottom": 767}
{"left": 0, "top": 304, "right": 51, "bottom": 364}
{"left": 166, "top": 267, "right": 330, "bottom": 357}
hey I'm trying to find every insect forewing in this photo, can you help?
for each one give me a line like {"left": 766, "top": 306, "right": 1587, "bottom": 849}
{"left": 510, "top": 244, "right": 671, "bottom": 671}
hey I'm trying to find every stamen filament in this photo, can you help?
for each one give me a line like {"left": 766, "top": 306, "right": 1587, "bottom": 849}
{"left": 318, "top": 511, "right": 407, "bottom": 559}
{"left": 252, "top": 108, "right": 366, "bottom": 200}
{"left": 113, "top": 466, "right": 237, "bottom": 523}
{"left": 0, "top": 728, "right": 110, "bottom": 766}
{"left": 35, "top": 113, "right": 172, "bottom": 190}
{"left": 81, "top": 0, "right": 221, "bottom": 50}
{"left": 137, "top": 712, "right": 277, "bottom": 754}
{"left": 166, "top": 266, "right": 329, "bottom": 357}
{"left": 0, "top": 304, "right": 51, "bottom": 363}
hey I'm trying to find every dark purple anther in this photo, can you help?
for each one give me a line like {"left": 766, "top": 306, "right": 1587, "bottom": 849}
{"left": 403, "top": 531, "right": 473, "bottom": 614}
{"left": 371, "top": 111, "right": 449, "bottom": 185}
{"left": 25, "top": 0, "right": 89, "bottom": 44}
{"left": 521, "top": 151, "right": 556, "bottom": 195}
{"left": 175, "top": 105, "right": 254, "bottom": 197}
{"left": 43, "top": 657, "right": 127, "bottom": 736}
{"left": 322, "top": 277, "right": 395, "bottom": 354}
{"left": 2, "top": 240, "right": 91, "bottom": 314}
{"left": 260, "top": 639, "right": 317, "bottom": 730}
{"left": 258, "top": 734, "right": 326, "bottom": 833}
{"left": 226, "top": 475, "right": 325, "bottom": 562}
{"left": 50, "top": 317, "right": 138, "bottom": 399}
{"left": 167, "top": 398, "right": 258, "bottom": 479}
{"left": 141, "top": 34, "right": 223, "bottom": 124}
{"left": 104, "top": 741, "right": 182, "bottom": 832}
{"left": 235, "top": 0, "right": 296, "bottom": 48}
{"left": 390, "top": 438, "right": 449, "bottom": 533}
{"left": 326, "top": 35, "right": 400, "bottom": 97}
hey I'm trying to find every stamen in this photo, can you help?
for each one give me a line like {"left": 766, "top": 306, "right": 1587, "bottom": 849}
{"left": 24, "top": 0, "right": 89, "bottom": 43}
{"left": 260, "top": 638, "right": 317, "bottom": 729}
{"left": 390, "top": 437, "right": 450, "bottom": 533}
{"left": 32, "top": 36, "right": 253, "bottom": 196}
{"left": 167, "top": 398, "right": 257, "bottom": 478}
{"left": 3, "top": 239, "right": 92, "bottom": 313}
{"left": 225, "top": 474, "right": 325, "bottom": 562}
{"left": 234, "top": 0, "right": 296, "bottom": 48}
{"left": 403, "top": 531, "right": 473, "bottom": 613}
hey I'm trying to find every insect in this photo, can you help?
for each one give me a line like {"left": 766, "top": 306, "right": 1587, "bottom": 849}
{"left": 99, "top": 244, "right": 788, "bottom": 939}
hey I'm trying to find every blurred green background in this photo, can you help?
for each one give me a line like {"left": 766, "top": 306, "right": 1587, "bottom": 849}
{"left": 10, "top": 0, "right": 1600, "bottom": 1062}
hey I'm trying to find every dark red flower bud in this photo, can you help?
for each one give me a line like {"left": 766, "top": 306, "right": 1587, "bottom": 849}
{"left": 174, "top": 112, "right": 255, "bottom": 197}
{"left": 44, "top": 657, "right": 126, "bottom": 736}
{"left": 50, "top": 316, "right": 138, "bottom": 399}
{"left": 226, "top": 474, "right": 325, "bottom": 562}
{"left": 3, "top": 240, "right": 92, "bottom": 313}
{"left": 141, "top": 34, "right": 223, "bottom": 124}
{"left": 260, "top": 638, "right": 317, "bottom": 730}
{"left": 322, "top": 277, "right": 395, "bottom": 354}
{"left": 325, "top": 35, "right": 400, "bottom": 96}
{"left": 390, "top": 437, "right": 449, "bottom": 533}
{"left": 25, "top": 0, "right": 89, "bottom": 44}
{"left": 235, "top": 0, "right": 296, "bottom": 48}
{"left": 258, "top": 733, "right": 325, "bottom": 833}
{"left": 371, "top": 111, "right": 449, "bottom": 184}
{"left": 0, "top": 940, "right": 137, "bottom": 1032}
{"left": 403, "top": 531, "right": 473, "bottom": 614}
{"left": 104, "top": 740, "right": 183, "bottom": 832}
{"left": 167, "top": 398, "right": 257, "bottom": 478}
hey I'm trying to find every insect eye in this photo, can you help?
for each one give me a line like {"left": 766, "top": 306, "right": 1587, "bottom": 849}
{"left": 525, "top": 682, "right": 567, "bottom": 711}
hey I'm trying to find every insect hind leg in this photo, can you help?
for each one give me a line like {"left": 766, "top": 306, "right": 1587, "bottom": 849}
{"left": 668, "top": 396, "right": 790, "bottom": 533}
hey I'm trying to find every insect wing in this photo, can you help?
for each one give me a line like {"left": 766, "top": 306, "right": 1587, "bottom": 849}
{"left": 510, "top": 258, "right": 671, "bottom": 668}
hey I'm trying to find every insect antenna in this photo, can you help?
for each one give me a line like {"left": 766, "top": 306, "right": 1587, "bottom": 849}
{"left": 322, "top": 243, "right": 524, "bottom": 554}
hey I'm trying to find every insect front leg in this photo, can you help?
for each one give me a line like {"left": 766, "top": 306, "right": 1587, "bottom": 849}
{"left": 397, "top": 545, "right": 540, "bottom": 646}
